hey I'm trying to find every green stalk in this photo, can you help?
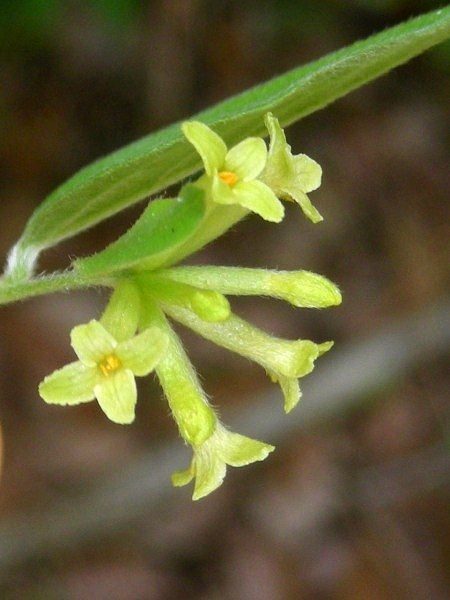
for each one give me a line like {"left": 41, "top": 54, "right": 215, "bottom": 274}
{"left": 0, "top": 271, "right": 104, "bottom": 305}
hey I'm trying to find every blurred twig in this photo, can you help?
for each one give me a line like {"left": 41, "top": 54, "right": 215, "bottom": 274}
{"left": 0, "top": 300, "right": 448, "bottom": 577}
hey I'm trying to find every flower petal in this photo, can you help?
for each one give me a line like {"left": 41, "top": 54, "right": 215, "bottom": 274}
{"left": 192, "top": 450, "right": 227, "bottom": 501}
{"left": 212, "top": 175, "right": 285, "bottom": 223}
{"left": 263, "top": 112, "right": 295, "bottom": 185}
{"left": 115, "top": 326, "right": 168, "bottom": 376}
{"left": 100, "top": 280, "right": 141, "bottom": 342}
{"left": 232, "top": 180, "right": 284, "bottom": 222}
{"left": 218, "top": 429, "right": 275, "bottom": 467}
{"left": 190, "top": 423, "right": 274, "bottom": 500}
{"left": 318, "top": 341, "right": 334, "bottom": 355}
{"left": 277, "top": 374, "right": 301, "bottom": 413}
{"left": 262, "top": 113, "right": 323, "bottom": 222}
{"left": 211, "top": 172, "right": 237, "bottom": 205}
{"left": 94, "top": 369, "right": 137, "bottom": 424}
{"left": 290, "top": 340, "right": 322, "bottom": 377}
{"left": 219, "top": 180, "right": 284, "bottom": 223}
{"left": 281, "top": 186, "right": 323, "bottom": 223}
{"left": 39, "top": 361, "right": 96, "bottom": 405}
{"left": 71, "top": 320, "right": 117, "bottom": 366}
{"left": 293, "top": 154, "right": 322, "bottom": 192}
{"left": 182, "top": 121, "right": 227, "bottom": 176}
{"left": 173, "top": 422, "right": 274, "bottom": 500}
{"left": 224, "top": 137, "right": 267, "bottom": 180}
{"left": 172, "top": 464, "right": 195, "bottom": 487}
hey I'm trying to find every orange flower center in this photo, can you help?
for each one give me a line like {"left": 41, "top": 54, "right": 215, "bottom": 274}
{"left": 99, "top": 354, "right": 122, "bottom": 376}
{"left": 218, "top": 171, "right": 238, "bottom": 186}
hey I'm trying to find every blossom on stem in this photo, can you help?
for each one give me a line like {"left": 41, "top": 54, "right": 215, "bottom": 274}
{"left": 39, "top": 281, "right": 168, "bottom": 424}
{"left": 142, "top": 302, "right": 274, "bottom": 499}
{"left": 39, "top": 320, "right": 167, "bottom": 424}
{"left": 159, "top": 302, "right": 333, "bottom": 414}
{"left": 261, "top": 112, "right": 323, "bottom": 223}
{"left": 182, "top": 120, "right": 284, "bottom": 222}
{"left": 172, "top": 422, "right": 274, "bottom": 501}
{"left": 268, "top": 340, "right": 333, "bottom": 412}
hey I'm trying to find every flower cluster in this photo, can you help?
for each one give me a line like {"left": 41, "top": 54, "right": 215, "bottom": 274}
{"left": 39, "top": 114, "right": 341, "bottom": 500}
{"left": 182, "top": 112, "right": 323, "bottom": 223}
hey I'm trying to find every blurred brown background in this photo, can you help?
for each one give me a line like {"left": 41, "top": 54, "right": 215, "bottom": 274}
{"left": 0, "top": 1, "right": 449, "bottom": 598}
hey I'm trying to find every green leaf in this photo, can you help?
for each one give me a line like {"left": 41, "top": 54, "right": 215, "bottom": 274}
{"left": 74, "top": 185, "right": 205, "bottom": 277}
{"left": 12, "top": 6, "right": 450, "bottom": 271}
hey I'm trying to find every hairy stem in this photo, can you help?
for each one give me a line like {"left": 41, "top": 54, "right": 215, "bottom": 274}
{"left": 0, "top": 271, "right": 106, "bottom": 305}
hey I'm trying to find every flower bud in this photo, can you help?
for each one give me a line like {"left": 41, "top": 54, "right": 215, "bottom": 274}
{"left": 161, "top": 266, "right": 341, "bottom": 309}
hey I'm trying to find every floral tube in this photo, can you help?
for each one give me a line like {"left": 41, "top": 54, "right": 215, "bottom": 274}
{"left": 142, "top": 300, "right": 274, "bottom": 499}
{"left": 159, "top": 303, "right": 332, "bottom": 412}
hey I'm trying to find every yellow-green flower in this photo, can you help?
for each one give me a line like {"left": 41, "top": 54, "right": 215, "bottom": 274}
{"left": 39, "top": 281, "right": 168, "bottom": 424}
{"left": 172, "top": 422, "right": 274, "bottom": 501}
{"left": 39, "top": 320, "right": 167, "bottom": 424}
{"left": 159, "top": 300, "right": 333, "bottom": 415}
{"left": 141, "top": 302, "right": 274, "bottom": 500}
{"left": 267, "top": 340, "right": 333, "bottom": 412}
{"left": 262, "top": 112, "right": 323, "bottom": 223}
{"left": 182, "top": 120, "right": 284, "bottom": 222}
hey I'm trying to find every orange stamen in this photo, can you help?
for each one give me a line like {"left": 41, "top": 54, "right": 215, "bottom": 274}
{"left": 99, "top": 354, "right": 121, "bottom": 376}
{"left": 218, "top": 171, "right": 238, "bottom": 186}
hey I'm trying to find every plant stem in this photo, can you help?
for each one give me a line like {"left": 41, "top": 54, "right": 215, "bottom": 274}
{"left": 0, "top": 271, "right": 107, "bottom": 306}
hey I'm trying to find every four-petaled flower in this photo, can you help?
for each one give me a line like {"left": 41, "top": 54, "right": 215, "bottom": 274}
{"left": 172, "top": 422, "right": 274, "bottom": 501}
{"left": 39, "top": 319, "right": 167, "bottom": 424}
{"left": 262, "top": 112, "right": 323, "bottom": 223}
{"left": 182, "top": 120, "right": 285, "bottom": 222}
